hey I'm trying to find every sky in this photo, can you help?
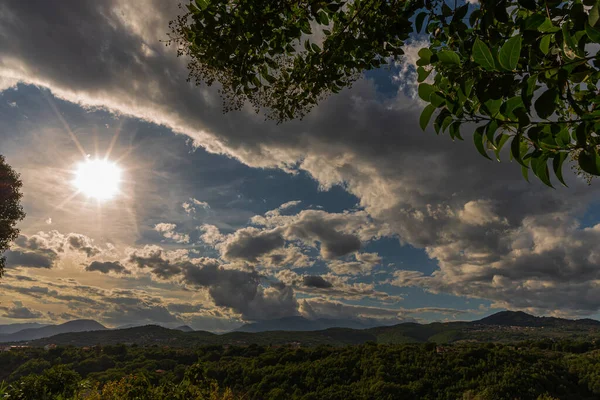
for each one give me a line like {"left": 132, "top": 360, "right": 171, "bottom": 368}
{"left": 1, "top": 0, "right": 600, "bottom": 331}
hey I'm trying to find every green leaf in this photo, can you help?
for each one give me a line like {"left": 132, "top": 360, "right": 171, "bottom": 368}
{"left": 195, "top": 0, "right": 209, "bottom": 10}
{"left": 483, "top": 98, "right": 502, "bottom": 117}
{"left": 539, "top": 35, "right": 551, "bottom": 55}
{"left": 562, "top": 24, "right": 579, "bottom": 58}
{"left": 430, "top": 93, "right": 445, "bottom": 108}
{"left": 579, "top": 149, "right": 600, "bottom": 175}
{"left": 532, "top": 153, "right": 554, "bottom": 187}
{"left": 472, "top": 38, "right": 496, "bottom": 71}
{"left": 418, "top": 83, "right": 435, "bottom": 102}
{"left": 494, "top": 134, "right": 511, "bottom": 161}
{"left": 419, "top": 104, "right": 436, "bottom": 130}
{"left": 523, "top": 14, "right": 546, "bottom": 30}
{"left": 501, "top": 96, "right": 524, "bottom": 120}
{"left": 311, "top": 43, "right": 321, "bottom": 52}
{"left": 474, "top": 126, "right": 492, "bottom": 160}
{"left": 498, "top": 36, "right": 522, "bottom": 71}
{"left": 416, "top": 48, "right": 433, "bottom": 66}
{"left": 511, "top": 133, "right": 527, "bottom": 167}
{"left": 417, "top": 66, "right": 432, "bottom": 83}
{"left": 552, "top": 152, "right": 568, "bottom": 186}
{"left": 317, "top": 10, "right": 329, "bottom": 25}
{"left": 534, "top": 88, "right": 558, "bottom": 119}
{"left": 590, "top": 1, "right": 600, "bottom": 27}
{"left": 538, "top": 18, "right": 560, "bottom": 33}
{"left": 437, "top": 50, "right": 461, "bottom": 65}
{"left": 586, "top": 22, "right": 600, "bottom": 42}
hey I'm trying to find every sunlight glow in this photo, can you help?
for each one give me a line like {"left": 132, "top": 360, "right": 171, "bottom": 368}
{"left": 73, "top": 158, "right": 122, "bottom": 201}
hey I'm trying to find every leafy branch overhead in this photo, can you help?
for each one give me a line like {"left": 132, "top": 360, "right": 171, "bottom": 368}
{"left": 169, "top": 0, "right": 600, "bottom": 186}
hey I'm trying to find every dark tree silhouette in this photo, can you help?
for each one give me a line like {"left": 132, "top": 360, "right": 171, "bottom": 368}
{"left": 0, "top": 154, "right": 25, "bottom": 277}
{"left": 170, "top": 0, "right": 600, "bottom": 186}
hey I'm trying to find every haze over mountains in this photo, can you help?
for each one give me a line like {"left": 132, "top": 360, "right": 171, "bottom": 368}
{"left": 1, "top": 311, "right": 599, "bottom": 347}
{"left": 0, "top": 320, "right": 106, "bottom": 343}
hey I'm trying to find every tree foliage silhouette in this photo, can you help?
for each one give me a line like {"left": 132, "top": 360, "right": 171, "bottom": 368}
{"left": 170, "top": 0, "right": 600, "bottom": 185}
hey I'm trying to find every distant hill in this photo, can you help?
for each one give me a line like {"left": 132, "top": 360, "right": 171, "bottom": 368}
{"left": 8, "top": 311, "right": 600, "bottom": 348}
{"left": 0, "top": 320, "right": 106, "bottom": 343}
{"left": 476, "top": 311, "right": 600, "bottom": 328}
{"left": 175, "top": 325, "right": 194, "bottom": 332}
{"left": 235, "top": 316, "right": 391, "bottom": 332}
{"left": 0, "top": 323, "right": 50, "bottom": 335}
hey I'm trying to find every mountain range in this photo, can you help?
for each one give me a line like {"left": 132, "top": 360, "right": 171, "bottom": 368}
{"left": 0, "top": 320, "right": 106, "bottom": 343}
{"left": 1, "top": 311, "right": 599, "bottom": 347}
{"left": 235, "top": 316, "right": 397, "bottom": 332}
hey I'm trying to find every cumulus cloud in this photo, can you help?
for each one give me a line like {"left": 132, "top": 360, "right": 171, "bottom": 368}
{"left": 154, "top": 223, "right": 190, "bottom": 244}
{"left": 252, "top": 209, "right": 386, "bottom": 260}
{"left": 198, "top": 224, "right": 225, "bottom": 245}
{"left": 7, "top": 231, "right": 105, "bottom": 270}
{"left": 276, "top": 270, "right": 402, "bottom": 302}
{"left": 126, "top": 245, "right": 298, "bottom": 320}
{"left": 2, "top": 0, "right": 600, "bottom": 317}
{"left": 4, "top": 249, "right": 56, "bottom": 269}
{"left": 66, "top": 233, "right": 102, "bottom": 257}
{"left": 85, "top": 260, "right": 130, "bottom": 275}
{"left": 221, "top": 227, "right": 285, "bottom": 262}
{"left": 182, "top": 198, "right": 210, "bottom": 215}
{"left": 302, "top": 275, "right": 333, "bottom": 289}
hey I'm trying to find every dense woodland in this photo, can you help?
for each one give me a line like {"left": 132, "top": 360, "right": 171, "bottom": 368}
{"left": 1, "top": 340, "right": 600, "bottom": 399}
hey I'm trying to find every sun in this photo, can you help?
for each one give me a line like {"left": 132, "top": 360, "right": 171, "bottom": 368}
{"left": 73, "top": 158, "right": 122, "bottom": 201}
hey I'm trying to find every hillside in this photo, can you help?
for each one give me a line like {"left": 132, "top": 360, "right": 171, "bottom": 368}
{"left": 235, "top": 316, "right": 388, "bottom": 332}
{"left": 477, "top": 311, "right": 600, "bottom": 328}
{"left": 0, "top": 320, "right": 106, "bottom": 343}
{"left": 14, "top": 311, "right": 600, "bottom": 348}
{"left": 0, "top": 322, "right": 49, "bottom": 335}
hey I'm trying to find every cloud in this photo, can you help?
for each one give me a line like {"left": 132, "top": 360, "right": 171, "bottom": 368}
{"left": 66, "top": 233, "right": 101, "bottom": 257}
{"left": 126, "top": 245, "right": 298, "bottom": 321}
{"left": 252, "top": 209, "right": 386, "bottom": 260}
{"left": 221, "top": 227, "right": 285, "bottom": 262}
{"left": 275, "top": 270, "right": 401, "bottom": 302}
{"left": 154, "top": 223, "right": 190, "bottom": 244}
{"left": 328, "top": 252, "right": 382, "bottom": 275}
{"left": 182, "top": 198, "right": 210, "bottom": 215}
{"left": 4, "top": 249, "right": 56, "bottom": 269}
{"left": 85, "top": 260, "right": 130, "bottom": 275}
{"left": 167, "top": 302, "right": 202, "bottom": 314}
{"left": 0, "top": 302, "right": 43, "bottom": 319}
{"left": 299, "top": 298, "right": 405, "bottom": 321}
{"left": 302, "top": 275, "right": 333, "bottom": 289}
{"left": 7, "top": 231, "right": 105, "bottom": 270}
{"left": 2, "top": 0, "right": 600, "bottom": 316}
{"left": 198, "top": 224, "right": 225, "bottom": 245}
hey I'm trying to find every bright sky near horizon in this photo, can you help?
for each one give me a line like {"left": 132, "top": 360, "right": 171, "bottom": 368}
{"left": 1, "top": 0, "right": 600, "bottom": 331}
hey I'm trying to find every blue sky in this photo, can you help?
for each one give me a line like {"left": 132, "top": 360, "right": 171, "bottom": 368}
{"left": 1, "top": 0, "right": 599, "bottom": 330}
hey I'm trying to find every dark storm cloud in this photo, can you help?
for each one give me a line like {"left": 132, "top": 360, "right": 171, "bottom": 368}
{"left": 221, "top": 228, "right": 285, "bottom": 262}
{"left": 302, "top": 275, "right": 333, "bottom": 289}
{"left": 4, "top": 249, "right": 55, "bottom": 269}
{"left": 127, "top": 246, "right": 184, "bottom": 279}
{"left": 126, "top": 247, "right": 298, "bottom": 320}
{"left": 85, "top": 260, "right": 130, "bottom": 275}
{"left": 67, "top": 234, "right": 101, "bottom": 257}
{"left": 3, "top": 0, "right": 600, "bottom": 315}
